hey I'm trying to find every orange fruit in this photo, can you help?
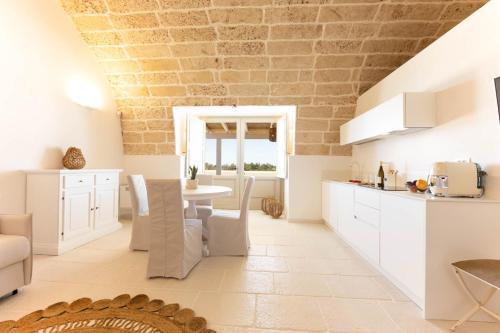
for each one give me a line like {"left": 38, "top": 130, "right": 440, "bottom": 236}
{"left": 416, "top": 179, "right": 428, "bottom": 191}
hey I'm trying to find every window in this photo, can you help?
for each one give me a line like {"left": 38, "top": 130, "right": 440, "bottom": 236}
{"left": 244, "top": 122, "right": 277, "bottom": 176}
{"left": 204, "top": 122, "right": 237, "bottom": 175}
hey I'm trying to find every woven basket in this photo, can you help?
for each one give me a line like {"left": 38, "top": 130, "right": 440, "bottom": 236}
{"left": 268, "top": 201, "right": 284, "bottom": 219}
{"left": 62, "top": 147, "right": 86, "bottom": 170}
{"left": 261, "top": 198, "right": 276, "bottom": 215}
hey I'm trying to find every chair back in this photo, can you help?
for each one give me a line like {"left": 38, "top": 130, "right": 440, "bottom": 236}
{"left": 128, "top": 175, "right": 149, "bottom": 217}
{"left": 196, "top": 174, "right": 213, "bottom": 206}
{"left": 239, "top": 176, "right": 255, "bottom": 221}
{"left": 146, "top": 179, "right": 185, "bottom": 277}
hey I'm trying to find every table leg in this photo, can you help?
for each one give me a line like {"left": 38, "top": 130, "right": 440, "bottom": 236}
{"left": 185, "top": 200, "right": 197, "bottom": 219}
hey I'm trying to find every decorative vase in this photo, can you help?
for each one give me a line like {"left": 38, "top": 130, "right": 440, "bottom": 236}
{"left": 186, "top": 179, "right": 199, "bottom": 190}
{"left": 62, "top": 147, "right": 86, "bottom": 169}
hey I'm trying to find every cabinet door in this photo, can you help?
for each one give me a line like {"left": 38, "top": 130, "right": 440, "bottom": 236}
{"left": 62, "top": 187, "right": 93, "bottom": 240}
{"left": 336, "top": 184, "right": 354, "bottom": 238}
{"left": 322, "top": 183, "right": 330, "bottom": 223}
{"left": 380, "top": 194, "right": 425, "bottom": 303}
{"left": 94, "top": 186, "right": 119, "bottom": 229}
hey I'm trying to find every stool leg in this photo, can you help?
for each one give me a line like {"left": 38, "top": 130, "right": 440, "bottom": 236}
{"left": 451, "top": 304, "right": 480, "bottom": 331}
{"left": 450, "top": 269, "right": 499, "bottom": 331}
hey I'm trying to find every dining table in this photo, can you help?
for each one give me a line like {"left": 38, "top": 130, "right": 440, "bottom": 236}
{"left": 182, "top": 185, "right": 232, "bottom": 219}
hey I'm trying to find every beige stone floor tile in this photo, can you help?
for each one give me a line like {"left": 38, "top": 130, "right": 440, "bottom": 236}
{"left": 318, "top": 297, "right": 401, "bottom": 333}
{"left": 196, "top": 256, "right": 246, "bottom": 271}
{"left": 193, "top": 292, "right": 256, "bottom": 326}
{"left": 267, "top": 244, "right": 354, "bottom": 259}
{"left": 286, "top": 257, "right": 377, "bottom": 276}
{"left": 381, "top": 300, "right": 500, "bottom": 333}
{"left": 255, "top": 294, "right": 327, "bottom": 331}
{"left": 248, "top": 244, "right": 267, "bottom": 256}
{"left": 274, "top": 272, "right": 331, "bottom": 297}
{"left": 244, "top": 256, "right": 288, "bottom": 272}
{"left": 325, "top": 275, "right": 391, "bottom": 300}
{"left": 123, "top": 265, "right": 225, "bottom": 291}
{"left": 374, "top": 275, "right": 411, "bottom": 302}
{"left": 220, "top": 270, "right": 274, "bottom": 294}
{"left": 209, "top": 326, "right": 315, "bottom": 333}
{"left": 45, "top": 247, "right": 125, "bottom": 264}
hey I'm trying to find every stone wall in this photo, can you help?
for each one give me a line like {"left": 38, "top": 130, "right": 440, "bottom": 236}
{"left": 61, "top": 0, "right": 485, "bottom": 156}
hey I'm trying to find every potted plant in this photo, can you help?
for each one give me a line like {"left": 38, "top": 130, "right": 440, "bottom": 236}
{"left": 186, "top": 165, "right": 199, "bottom": 189}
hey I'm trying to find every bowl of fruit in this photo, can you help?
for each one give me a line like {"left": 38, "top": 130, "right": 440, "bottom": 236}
{"left": 406, "top": 179, "right": 428, "bottom": 193}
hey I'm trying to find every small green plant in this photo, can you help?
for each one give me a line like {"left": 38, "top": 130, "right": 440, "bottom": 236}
{"left": 188, "top": 165, "right": 198, "bottom": 180}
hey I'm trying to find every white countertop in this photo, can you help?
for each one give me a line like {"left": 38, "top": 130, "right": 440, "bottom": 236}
{"left": 26, "top": 169, "right": 123, "bottom": 174}
{"left": 323, "top": 180, "right": 500, "bottom": 203}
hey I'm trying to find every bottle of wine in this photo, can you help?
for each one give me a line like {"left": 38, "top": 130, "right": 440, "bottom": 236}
{"left": 377, "top": 161, "right": 385, "bottom": 189}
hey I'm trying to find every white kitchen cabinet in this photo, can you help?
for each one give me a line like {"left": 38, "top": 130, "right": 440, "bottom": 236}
{"left": 321, "top": 182, "right": 330, "bottom": 225}
{"left": 26, "top": 169, "right": 122, "bottom": 255}
{"left": 380, "top": 194, "right": 426, "bottom": 307}
{"left": 322, "top": 180, "right": 500, "bottom": 321}
{"left": 334, "top": 183, "right": 354, "bottom": 238}
{"left": 340, "top": 92, "right": 436, "bottom": 145}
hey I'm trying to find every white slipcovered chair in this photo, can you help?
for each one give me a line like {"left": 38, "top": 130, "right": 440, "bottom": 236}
{"left": 128, "top": 175, "right": 150, "bottom": 251}
{"left": 0, "top": 214, "right": 32, "bottom": 297}
{"left": 146, "top": 179, "right": 203, "bottom": 279}
{"left": 207, "top": 176, "right": 255, "bottom": 256}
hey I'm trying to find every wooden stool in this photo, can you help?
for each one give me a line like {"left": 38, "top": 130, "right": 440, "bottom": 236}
{"left": 450, "top": 259, "right": 500, "bottom": 331}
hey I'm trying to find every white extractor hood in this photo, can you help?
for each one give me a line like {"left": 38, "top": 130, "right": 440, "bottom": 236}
{"left": 340, "top": 92, "right": 436, "bottom": 145}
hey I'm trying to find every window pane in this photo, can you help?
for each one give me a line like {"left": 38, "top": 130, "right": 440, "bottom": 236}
{"left": 204, "top": 122, "right": 237, "bottom": 175}
{"left": 244, "top": 122, "right": 277, "bottom": 176}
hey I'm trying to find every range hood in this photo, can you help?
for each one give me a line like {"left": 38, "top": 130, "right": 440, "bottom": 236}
{"left": 340, "top": 92, "right": 436, "bottom": 145}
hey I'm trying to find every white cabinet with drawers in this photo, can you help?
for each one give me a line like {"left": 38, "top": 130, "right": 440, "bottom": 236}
{"left": 322, "top": 180, "right": 500, "bottom": 320}
{"left": 26, "top": 169, "right": 122, "bottom": 255}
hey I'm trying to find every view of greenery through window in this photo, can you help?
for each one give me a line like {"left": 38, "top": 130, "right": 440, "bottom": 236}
{"left": 205, "top": 162, "right": 276, "bottom": 171}
{"left": 205, "top": 137, "right": 277, "bottom": 173}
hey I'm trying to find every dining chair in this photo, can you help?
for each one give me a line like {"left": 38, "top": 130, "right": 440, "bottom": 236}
{"left": 127, "top": 175, "right": 150, "bottom": 251}
{"left": 450, "top": 259, "right": 500, "bottom": 331}
{"left": 146, "top": 179, "right": 203, "bottom": 279}
{"left": 207, "top": 176, "right": 255, "bottom": 256}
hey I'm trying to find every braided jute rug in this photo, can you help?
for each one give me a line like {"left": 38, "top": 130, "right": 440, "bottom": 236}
{"left": 0, "top": 294, "right": 216, "bottom": 333}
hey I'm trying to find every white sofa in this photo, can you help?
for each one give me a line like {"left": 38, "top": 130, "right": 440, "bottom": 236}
{"left": 0, "top": 214, "right": 32, "bottom": 297}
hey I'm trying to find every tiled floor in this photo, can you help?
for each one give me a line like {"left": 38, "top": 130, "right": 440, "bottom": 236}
{"left": 1, "top": 211, "right": 499, "bottom": 332}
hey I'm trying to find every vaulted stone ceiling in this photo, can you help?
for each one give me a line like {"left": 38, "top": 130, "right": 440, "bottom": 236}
{"left": 61, "top": 0, "right": 486, "bottom": 156}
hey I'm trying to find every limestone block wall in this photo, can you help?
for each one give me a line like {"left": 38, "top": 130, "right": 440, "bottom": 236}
{"left": 61, "top": 0, "right": 485, "bottom": 156}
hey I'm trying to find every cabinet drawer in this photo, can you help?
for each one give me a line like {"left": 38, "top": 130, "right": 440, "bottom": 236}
{"left": 354, "top": 187, "right": 380, "bottom": 209}
{"left": 351, "top": 218, "right": 380, "bottom": 264}
{"left": 64, "top": 174, "right": 94, "bottom": 188}
{"left": 96, "top": 173, "right": 119, "bottom": 185}
{"left": 354, "top": 202, "right": 380, "bottom": 228}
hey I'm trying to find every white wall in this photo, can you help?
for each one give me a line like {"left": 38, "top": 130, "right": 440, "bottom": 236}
{"left": 0, "top": 0, "right": 123, "bottom": 213}
{"left": 353, "top": 1, "right": 500, "bottom": 199}
{"left": 287, "top": 155, "right": 351, "bottom": 222}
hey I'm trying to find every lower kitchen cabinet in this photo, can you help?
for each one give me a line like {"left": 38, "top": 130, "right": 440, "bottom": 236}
{"left": 26, "top": 169, "right": 122, "bottom": 255}
{"left": 322, "top": 180, "right": 500, "bottom": 321}
{"left": 380, "top": 194, "right": 425, "bottom": 306}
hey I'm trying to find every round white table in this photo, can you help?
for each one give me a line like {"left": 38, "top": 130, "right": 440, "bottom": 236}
{"left": 183, "top": 185, "right": 232, "bottom": 219}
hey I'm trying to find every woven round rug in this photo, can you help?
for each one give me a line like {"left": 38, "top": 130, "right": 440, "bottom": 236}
{"left": 0, "top": 294, "right": 216, "bottom": 333}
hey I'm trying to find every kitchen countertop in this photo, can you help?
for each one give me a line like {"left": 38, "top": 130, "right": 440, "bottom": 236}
{"left": 323, "top": 179, "right": 500, "bottom": 203}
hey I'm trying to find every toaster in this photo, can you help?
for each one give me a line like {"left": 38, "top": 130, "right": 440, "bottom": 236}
{"left": 428, "top": 162, "right": 486, "bottom": 198}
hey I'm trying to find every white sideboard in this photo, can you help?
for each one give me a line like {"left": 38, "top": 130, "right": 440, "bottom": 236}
{"left": 26, "top": 169, "right": 122, "bottom": 255}
{"left": 322, "top": 181, "right": 500, "bottom": 321}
